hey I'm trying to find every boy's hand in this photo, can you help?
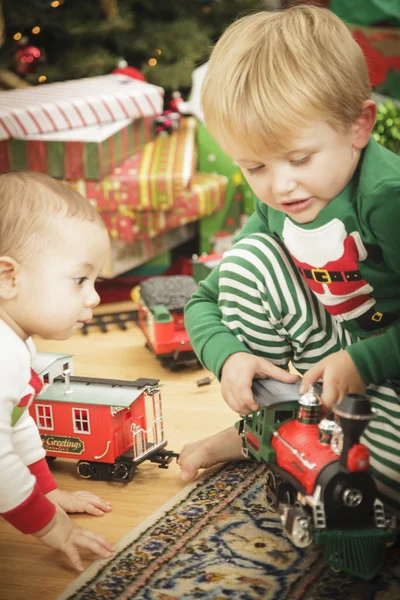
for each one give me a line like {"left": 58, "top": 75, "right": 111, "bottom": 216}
{"left": 300, "top": 349, "right": 366, "bottom": 408}
{"left": 46, "top": 488, "right": 112, "bottom": 517}
{"left": 34, "top": 510, "right": 115, "bottom": 572}
{"left": 221, "top": 352, "right": 299, "bottom": 415}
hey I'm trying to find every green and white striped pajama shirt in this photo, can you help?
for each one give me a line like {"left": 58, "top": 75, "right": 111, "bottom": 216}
{"left": 218, "top": 232, "right": 400, "bottom": 515}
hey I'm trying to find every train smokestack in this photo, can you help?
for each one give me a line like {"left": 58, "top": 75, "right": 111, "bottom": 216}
{"left": 333, "top": 394, "right": 375, "bottom": 468}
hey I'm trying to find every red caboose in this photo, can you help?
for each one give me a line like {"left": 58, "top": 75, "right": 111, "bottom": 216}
{"left": 29, "top": 353, "right": 176, "bottom": 481}
{"left": 135, "top": 275, "right": 200, "bottom": 370}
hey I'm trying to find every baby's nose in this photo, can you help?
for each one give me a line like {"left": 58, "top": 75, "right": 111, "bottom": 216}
{"left": 86, "top": 288, "right": 100, "bottom": 308}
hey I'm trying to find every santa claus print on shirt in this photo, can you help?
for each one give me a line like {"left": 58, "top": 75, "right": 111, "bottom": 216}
{"left": 282, "top": 218, "right": 395, "bottom": 332}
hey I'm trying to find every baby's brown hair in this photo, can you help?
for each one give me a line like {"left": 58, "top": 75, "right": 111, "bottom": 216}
{"left": 0, "top": 171, "right": 105, "bottom": 261}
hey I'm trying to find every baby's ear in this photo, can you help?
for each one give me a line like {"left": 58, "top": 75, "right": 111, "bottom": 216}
{"left": 0, "top": 257, "right": 20, "bottom": 300}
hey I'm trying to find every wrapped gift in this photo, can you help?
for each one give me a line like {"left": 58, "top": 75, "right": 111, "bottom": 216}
{"left": 101, "top": 172, "right": 227, "bottom": 243}
{"left": 196, "top": 121, "right": 246, "bottom": 253}
{"left": 347, "top": 24, "right": 400, "bottom": 99}
{"left": 67, "top": 117, "right": 197, "bottom": 211}
{"left": 0, "top": 74, "right": 164, "bottom": 141}
{"left": 0, "top": 116, "right": 154, "bottom": 179}
{"left": 102, "top": 222, "right": 197, "bottom": 278}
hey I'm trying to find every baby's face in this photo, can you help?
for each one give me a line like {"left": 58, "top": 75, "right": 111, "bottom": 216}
{"left": 234, "top": 119, "right": 361, "bottom": 224}
{"left": 14, "top": 219, "right": 109, "bottom": 340}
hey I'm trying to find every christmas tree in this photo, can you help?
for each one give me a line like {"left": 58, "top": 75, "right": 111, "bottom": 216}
{"left": 0, "top": 0, "right": 279, "bottom": 93}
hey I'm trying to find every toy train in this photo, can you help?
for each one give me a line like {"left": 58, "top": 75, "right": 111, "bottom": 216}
{"left": 29, "top": 352, "right": 177, "bottom": 482}
{"left": 239, "top": 379, "right": 397, "bottom": 580}
{"left": 135, "top": 275, "right": 200, "bottom": 370}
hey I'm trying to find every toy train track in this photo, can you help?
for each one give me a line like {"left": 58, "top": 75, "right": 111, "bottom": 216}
{"left": 81, "top": 310, "right": 138, "bottom": 334}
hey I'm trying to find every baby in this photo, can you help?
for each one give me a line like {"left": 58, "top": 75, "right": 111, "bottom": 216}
{"left": 0, "top": 171, "right": 114, "bottom": 571}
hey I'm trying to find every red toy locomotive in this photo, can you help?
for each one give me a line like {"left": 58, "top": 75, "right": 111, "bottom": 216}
{"left": 135, "top": 275, "right": 200, "bottom": 370}
{"left": 29, "top": 352, "right": 177, "bottom": 482}
{"left": 239, "top": 379, "right": 397, "bottom": 580}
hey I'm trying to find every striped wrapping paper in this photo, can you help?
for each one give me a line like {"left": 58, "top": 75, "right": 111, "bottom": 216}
{"left": 0, "top": 116, "right": 155, "bottom": 179}
{"left": 68, "top": 117, "right": 198, "bottom": 212}
{"left": 101, "top": 172, "right": 227, "bottom": 243}
{"left": 0, "top": 74, "right": 164, "bottom": 141}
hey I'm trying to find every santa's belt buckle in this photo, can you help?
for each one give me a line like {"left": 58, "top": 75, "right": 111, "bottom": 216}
{"left": 372, "top": 311, "right": 383, "bottom": 322}
{"left": 311, "top": 268, "right": 332, "bottom": 283}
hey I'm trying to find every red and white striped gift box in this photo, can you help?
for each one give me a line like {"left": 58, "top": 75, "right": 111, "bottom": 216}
{"left": 0, "top": 74, "right": 164, "bottom": 141}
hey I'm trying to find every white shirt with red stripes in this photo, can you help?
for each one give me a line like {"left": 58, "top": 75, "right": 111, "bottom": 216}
{"left": 0, "top": 320, "right": 56, "bottom": 534}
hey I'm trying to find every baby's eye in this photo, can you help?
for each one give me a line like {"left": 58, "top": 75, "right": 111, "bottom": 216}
{"left": 291, "top": 155, "right": 311, "bottom": 166}
{"left": 247, "top": 165, "right": 265, "bottom": 175}
{"left": 74, "top": 277, "right": 87, "bottom": 286}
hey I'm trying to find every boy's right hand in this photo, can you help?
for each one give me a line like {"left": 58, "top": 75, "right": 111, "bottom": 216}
{"left": 34, "top": 507, "right": 115, "bottom": 572}
{"left": 221, "top": 352, "right": 299, "bottom": 415}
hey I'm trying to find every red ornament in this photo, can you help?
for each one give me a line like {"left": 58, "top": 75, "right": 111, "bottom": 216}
{"left": 154, "top": 110, "right": 181, "bottom": 136}
{"left": 14, "top": 44, "right": 43, "bottom": 75}
{"left": 112, "top": 66, "right": 146, "bottom": 82}
{"left": 169, "top": 91, "right": 184, "bottom": 113}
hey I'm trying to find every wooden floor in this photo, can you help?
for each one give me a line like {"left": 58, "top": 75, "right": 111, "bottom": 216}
{"left": 0, "top": 303, "right": 234, "bottom": 600}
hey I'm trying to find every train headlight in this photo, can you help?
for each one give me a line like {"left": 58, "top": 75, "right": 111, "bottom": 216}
{"left": 343, "top": 488, "right": 363, "bottom": 507}
{"left": 330, "top": 424, "right": 343, "bottom": 456}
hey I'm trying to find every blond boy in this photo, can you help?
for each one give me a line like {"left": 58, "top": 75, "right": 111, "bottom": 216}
{"left": 0, "top": 171, "right": 114, "bottom": 571}
{"left": 179, "top": 5, "right": 400, "bottom": 515}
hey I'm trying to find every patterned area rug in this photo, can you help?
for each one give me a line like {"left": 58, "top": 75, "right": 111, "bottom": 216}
{"left": 58, "top": 462, "right": 400, "bottom": 600}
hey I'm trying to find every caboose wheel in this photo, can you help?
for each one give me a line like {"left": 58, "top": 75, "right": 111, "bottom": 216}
{"left": 77, "top": 461, "right": 94, "bottom": 479}
{"left": 160, "top": 356, "right": 178, "bottom": 371}
{"left": 265, "top": 470, "right": 278, "bottom": 511}
{"left": 112, "top": 461, "right": 136, "bottom": 482}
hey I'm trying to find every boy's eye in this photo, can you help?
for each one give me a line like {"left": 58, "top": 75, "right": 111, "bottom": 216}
{"left": 74, "top": 277, "right": 87, "bottom": 286}
{"left": 291, "top": 155, "right": 311, "bottom": 166}
{"left": 247, "top": 165, "right": 265, "bottom": 174}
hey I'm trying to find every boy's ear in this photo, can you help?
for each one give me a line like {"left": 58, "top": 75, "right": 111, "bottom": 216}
{"left": 351, "top": 100, "right": 377, "bottom": 150}
{"left": 0, "top": 257, "right": 20, "bottom": 300}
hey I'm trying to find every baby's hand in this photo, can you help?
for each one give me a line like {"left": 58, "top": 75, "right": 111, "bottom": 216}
{"left": 46, "top": 488, "right": 112, "bottom": 517}
{"left": 221, "top": 352, "right": 299, "bottom": 415}
{"left": 35, "top": 510, "right": 115, "bottom": 572}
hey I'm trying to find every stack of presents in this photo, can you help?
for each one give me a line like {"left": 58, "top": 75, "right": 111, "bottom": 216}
{"left": 0, "top": 73, "right": 252, "bottom": 279}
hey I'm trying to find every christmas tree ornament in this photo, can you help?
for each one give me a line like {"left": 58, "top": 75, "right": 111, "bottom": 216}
{"left": 169, "top": 91, "right": 184, "bottom": 113}
{"left": 112, "top": 59, "right": 146, "bottom": 82}
{"left": 154, "top": 110, "right": 181, "bottom": 136}
{"left": 14, "top": 37, "right": 44, "bottom": 75}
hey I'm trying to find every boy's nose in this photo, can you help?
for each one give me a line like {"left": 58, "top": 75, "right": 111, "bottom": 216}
{"left": 271, "top": 167, "right": 296, "bottom": 196}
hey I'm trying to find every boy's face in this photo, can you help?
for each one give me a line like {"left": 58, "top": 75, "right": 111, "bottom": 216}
{"left": 10, "top": 218, "right": 109, "bottom": 341}
{"left": 234, "top": 120, "right": 361, "bottom": 224}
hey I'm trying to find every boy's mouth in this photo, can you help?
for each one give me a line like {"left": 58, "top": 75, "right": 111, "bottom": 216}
{"left": 281, "top": 197, "right": 314, "bottom": 213}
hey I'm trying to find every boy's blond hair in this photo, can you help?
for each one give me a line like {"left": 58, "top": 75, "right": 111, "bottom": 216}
{"left": 0, "top": 171, "right": 106, "bottom": 261}
{"left": 202, "top": 4, "right": 371, "bottom": 158}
